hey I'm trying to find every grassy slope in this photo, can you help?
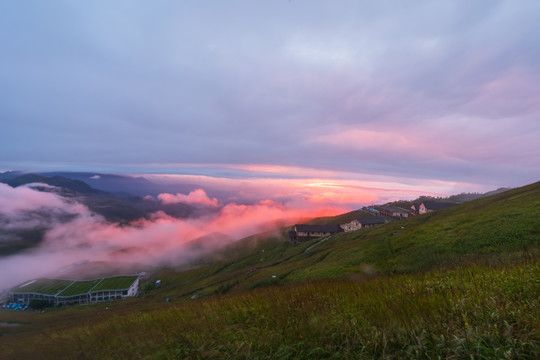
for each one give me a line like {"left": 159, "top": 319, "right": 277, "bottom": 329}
{"left": 0, "top": 182, "right": 539, "bottom": 359}
{"left": 1, "top": 259, "right": 537, "bottom": 359}
{"left": 307, "top": 209, "right": 376, "bottom": 225}
{"left": 145, "top": 181, "right": 540, "bottom": 298}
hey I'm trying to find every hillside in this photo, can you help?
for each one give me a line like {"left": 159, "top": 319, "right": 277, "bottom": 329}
{"left": 143, "top": 181, "right": 539, "bottom": 298}
{"left": 1, "top": 174, "right": 200, "bottom": 223}
{"left": 0, "top": 181, "right": 539, "bottom": 359}
{"left": 306, "top": 209, "right": 376, "bottom": 226}
{"left": 387, "top": 187, "right": 512, "bottom": 210}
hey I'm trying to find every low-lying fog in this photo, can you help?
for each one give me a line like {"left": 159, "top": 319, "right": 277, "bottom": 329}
{"left": 0, "top": 174, "right": 429, "bottom": 290}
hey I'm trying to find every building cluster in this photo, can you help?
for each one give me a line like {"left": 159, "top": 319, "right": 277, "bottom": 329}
{"left": 8, "top": 275, "right": 140, "bottom": 307}
{"left": 289, "top": 200, "right": 456, "bottom": 243}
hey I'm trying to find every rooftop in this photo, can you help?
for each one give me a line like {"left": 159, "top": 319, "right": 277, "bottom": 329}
{"left": 376, "top": 205, "right": 409, "bottom": 212}
{"left": 11, "top": 275, "right": 139, "bottom": 295}
{"left": 294, "top": 224, "right": 343, "bottom": 233}
{"left": 358, "top": 216, "right": 387, "bottom": 225}
{"left": 11, "top": 278, "right": 73, "bottom": 295}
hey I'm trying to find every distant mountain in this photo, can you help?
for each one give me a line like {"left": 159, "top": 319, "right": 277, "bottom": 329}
{"left": 0, "top": 170, "right": 24, "bottom": 181}
{"left": 40, "top": 172, "right": 164, "bottom": 197}
{"left": 0, "top": 174, "right": 207, "bottom": 257}
{"left": 1, "top": 174, "right": 203, "bottom": 222}
{"left": 3, "top": 174, "right": 101, "bottom": 195}
{"left": 444, "top": 187, "right": 512, "bottom": 203}
{"left": 386, "top": 187, "right": 512, "bottom": 210}
{"left": 0, "top": 227, "right": 47, "bottom": 257}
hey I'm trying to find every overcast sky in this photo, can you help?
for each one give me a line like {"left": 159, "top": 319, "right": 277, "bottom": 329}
{"left": 1, "top": 1, "right": 539, "bottom": 192}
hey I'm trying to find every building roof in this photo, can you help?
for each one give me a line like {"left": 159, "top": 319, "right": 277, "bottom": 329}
{"left": 421, "top": 201, "right": 456, "bottom": 210}
{"left": 294, "top": 224, "right": 343, "bottom": 233}
{"left": 11, "top": 278, "right": 73, "bottom": 295}
{"left": 11, "top": 275, "right": 139, "bottom": 296}
{"left": 376, "top": 205, "right": 409, "bottom": 213}
{"left": 358, "top": 216, "right": 387, "bottom": 225}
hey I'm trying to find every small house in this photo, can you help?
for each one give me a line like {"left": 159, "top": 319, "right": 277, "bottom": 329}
{"left": 340, "top": 216, "right": 387, "bottom": 232}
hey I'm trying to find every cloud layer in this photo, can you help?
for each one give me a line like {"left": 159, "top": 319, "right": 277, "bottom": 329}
{"left": 0, "top": 1, "right": 539, "bottom": 188}
{"left": 158, "top": 189, "right": 219, "bottom": 207}
{"left": 0, "top": 182, "right": 346, "bottom": 290}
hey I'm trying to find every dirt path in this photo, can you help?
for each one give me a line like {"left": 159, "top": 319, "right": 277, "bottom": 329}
{"left": 304, "top": 236, "right": 331, "bottom": 253}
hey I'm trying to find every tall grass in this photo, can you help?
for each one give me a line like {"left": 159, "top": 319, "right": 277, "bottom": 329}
{"left": 5, "top": 259, "right": 536, "bottom": 359}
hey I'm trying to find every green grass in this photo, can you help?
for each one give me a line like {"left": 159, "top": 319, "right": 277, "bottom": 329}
{"left": 11, "top": 278, "right": 73, "bottom": 295}
{"left": 1, "top": 259, "right": 538, "bottom": 359}
{"left": 91, "top": 276, "right": 138, "bottom": 291}
{"left": 308, "top": 209, "right": 376, "bottom": 225}
{"left": 57, "top": 279, "right": 102, "bottom": 297}
{"left": 1, "top": 181, "right": 539, "bottom": 359}
{"left": 138, "top": 182, "right": 539, "bottom": 300}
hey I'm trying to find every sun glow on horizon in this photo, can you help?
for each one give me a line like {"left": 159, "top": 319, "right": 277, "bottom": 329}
{"left": 141, "top": 166, "right": 483, "bottom": 206}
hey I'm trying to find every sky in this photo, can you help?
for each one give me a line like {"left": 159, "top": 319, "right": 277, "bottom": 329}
{"left": 1, "top": 0, "right": 539, "bottom": 193}
{"left": 1, "top": 1, "right": 540, "bottom": 289}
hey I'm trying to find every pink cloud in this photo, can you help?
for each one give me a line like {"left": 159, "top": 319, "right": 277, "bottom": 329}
{"left": 145, "top": 166, "right": 481, "bottom": 200}
{"left": 303, "top": 191, "right": 378, "bottom": 206}
{"left": 0, "top": 182, "right": 66, "bottom": 213}
{"left": 0, "top": 171, "right": 468, "bottom": 291}
{"left": 157, "top": 189, "right": 219, "bottom": 207}
{"left": 0, "top": 182, "right": 347, "bottom": 290}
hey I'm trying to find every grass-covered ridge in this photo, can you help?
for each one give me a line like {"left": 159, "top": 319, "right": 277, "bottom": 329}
{"left": 147, "top": 181, "right": 540, "bottom": 298}
{"left": 1, "top": 181, "right": 539, "bottom": 359}
{"left": 1, "top": 259, "right": 538, "bottom": 359}
{"left": 60, "top": 261, "right": 540, "bottom": 359}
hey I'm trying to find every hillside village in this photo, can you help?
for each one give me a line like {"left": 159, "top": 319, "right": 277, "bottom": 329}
{"left": 290, "top": 200, "right": 456, "bottom": 243}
